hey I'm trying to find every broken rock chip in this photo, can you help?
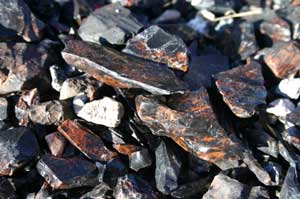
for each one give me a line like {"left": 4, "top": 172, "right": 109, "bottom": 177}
{"left": 61, "top": 38, "right": 187, "bottom": 95}
{"left": 123, "top": 25, "right": 189, "bottom": 72}
{"left": 0, "top": 127, "right": 39, "bottom": 176}
{"left": 136, "top": 87, "right": 273, "bottom": 185}
{"left": 45, "top": 132, "right": 67, "bottom": 157}
{"left": 266, "top": 98, "right": 295, "bottom": 117}
{"left": 78, "top": 3, "right": 142, "bottom": 45}
{"left": 113, "top": 174, "right": 158, "bottom": 199}
{"left": 280, "top": 165, "right": 300, "bottom": 199}
{"left": 59, "top": 76, "right": 87, "bottom": 100}
{"left": 58, "top": 120, "right": 117, "bottom": 162}
{"left": 286, "top": 108, "right": 300, "bottom": 126}
{"left": 263, "top": 42, "right": 300, "bottom": 79}
{"left": 78, "top": 97, "right": 124, "bottom": 128}
{"left": 155, "top": 140, "right": 181, "bottom": 195}
{"left": 0, "top": 0, "right": 45, "bottom": 42}
{"left": 36, "top": 155, "right": 98, "bottom": 189}
{"left": 277, "top": 78, "right": 300, "bottom": 99}
{"left": 0, "top": 98, "right": 8, "bottom": 121}
{"left": 214, "top": 60, "right": 267, "bottom": 118}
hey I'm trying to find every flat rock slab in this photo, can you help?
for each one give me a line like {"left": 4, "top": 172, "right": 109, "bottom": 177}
{"left": 62, "top": 38, "right": 187, "bottom": 95}
{"left": 135, "top": 87, "right": 273, "bottom": 185}
{"left": 0, "top": 127, "right": 39, "bottom": 176}
{"left": 214, "top": 60, "right": 267, "bottom": 118}
{"left": 263, "top": 42, "right": 300, "bottom": 78}
{"left": 123, "top": 25, "right": 189, "bottom": 72}
{"left": 0, "top": 0, "right": 45, "bottom": 42}
{"left": 36, "top": 155, "right": 98, "bottom": 189}
{"left": 58, "top": 120, "right": 117, "bottom": 162}
{"left": 78, "top": 3, "right": 142, "bottom": 45}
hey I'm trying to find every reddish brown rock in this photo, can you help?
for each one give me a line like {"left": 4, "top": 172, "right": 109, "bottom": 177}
{"left": 214, "top": 60, "right": 267, "bottom": 118}
{"left": 260, "top": 16, "right": 291, "bottom": 42}
{"left": 136, "top": 88, "right": 273, "bottom": 185}
{"left": 58, "top": 120, "right": 117, "bottom": 162}
{"left": 264, "top": 42, "right": 300, "bottom": 78}
{"left": 113, "top": 144, "right": 141, "bottom": 155}
{"left": 123, "top": 25, "right": 189, "bottom": 72}
{"left": 61, "top": 38, "right": 187, "bottom": 95}
{"left": 45, "top": 132, "right": 67, "bottom": 157}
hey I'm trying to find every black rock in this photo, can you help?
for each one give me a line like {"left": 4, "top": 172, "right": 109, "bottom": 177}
{"left": 36, "top": 155, "right": 99, "bottom": 189}
{"left": 155, "top": 140, "right": 182, "bottom": 195}
{"left": 78, "top": 3, "right": 143, "bottom": 45}
{"left": 0, "top": 127, "right": 40, "bottom": 176}
{"left": 0, "top": 177, "right": 18, "bottom": 199}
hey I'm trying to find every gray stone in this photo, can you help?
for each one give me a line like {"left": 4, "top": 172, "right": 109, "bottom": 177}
{"left": 0, "top": 98, "right": 8, "bottom": 121}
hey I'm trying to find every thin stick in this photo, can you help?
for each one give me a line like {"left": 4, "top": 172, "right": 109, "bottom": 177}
{"left": 209, "top": 9, "right": 263, "bottom": 22}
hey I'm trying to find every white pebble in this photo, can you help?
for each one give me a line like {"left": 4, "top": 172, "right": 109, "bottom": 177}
{"left": 276, "top": 78, "right": 300, "bottom": 99}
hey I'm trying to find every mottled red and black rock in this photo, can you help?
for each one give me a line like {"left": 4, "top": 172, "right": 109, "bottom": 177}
{"left": 263, "top": 42, "right": 300, "bottom": 78}
{"left": 155, "top": 140, "right": 181, "bottom": 195}
{"left": 0, "top": 42, "right": 54, "bottom": 94}
{"left": 78, "top": 3, "right": 143, "bottom": 45}
{"left": 280, "top": 166, "right": 300, "bottom": 199}
{"left": 61, "top": 38, "right": 187, "bottom": 95}
{"left": 113, "top": 174, "right": 158, "bottom": 199}
{"left": 259, "top": 16, "right": 291, "bottom": 42}
{"left": 214, "top": 60, "right": 267, "bottom": 118}
{"left": 0, "top": 177, "right": 17, "bottom": 199}
{"left": 58, "top": 120, "right": 117, "bottom": 162}
{"left": 136, "top": 88, "right": 273, "bottom": 185}
{"left": 36, "top": 155, "right": 98, "bottom": 189}
{"left": 0, "top": 0, "right": 45, "bottom": 42}
{"left": 123, "top": 25, "right": 189, "bottom": 72}
{"left": 45, "top": 132, "right": 67, "bottom": 157}
{"left": 0, "top": 127, "right": 40, "bottom": 176}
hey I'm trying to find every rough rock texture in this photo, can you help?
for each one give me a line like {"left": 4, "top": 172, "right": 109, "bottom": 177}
{"left": 0, "top": 98, "right": 8, "bottom": 121}
{"left": 78, "top": 3, "right": 142, "bottom": 45}
{"left": 266, "top": 98, "right": 295, "bottom": 117}
{"left": 58, "top": 120, "right": 117, "bottom": 162}
{"left": 0, "top": 127, "right": 39, "bottom": 176}
{"left": 36, "top": 155, "right": 98, "bottom": 189}
{"left": 123, "top": 25, "right": 189, "bottom": 72}
{"left": 214, "top": 60, "right": 267, "bottom": 118}
{"left": 264, "top": 42, "right": 300, "bottom": 78}
{"left": 78, "top": 97, "right": 124, "bottom": 128}
{"left": 45, "top": 132, "right": 67, "bottom": 157}
{"left": 59, "top": 76, "right": 87, "bottom": 100}
{"left": 61, "top": 38, "right": 187, "bottom": 95}
{"left": 280, "top": 166, "right": 300, "bottom": 199}
{"left": 0, "top": 0, "right": 45, "bottom": 42}
{"left": 129, "top": 149, "right": 152, "bottom": 172}
{"left": 113, "top": 174, "right": 158, "bottom": 199}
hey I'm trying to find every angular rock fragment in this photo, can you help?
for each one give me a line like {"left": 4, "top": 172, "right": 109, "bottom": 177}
{"left": 0, "top": 127, "right": 39, "bottom": 175}
{"left": 62, "top": 38, "right": 187, "bottom": 95}
{"left": 266, "top": 99, "right": 295, "bottom": 117}
{"left": 286, "top": 108, "right": 300, "bottom": 126}
{"left": 0, "top": 177, "right": 18, "bottom": 199}
{"left": 36, "top": 155, "right": 98, "bottom": 189}
{"left": 280, "top": 165, "right": 300, "bottom": 199}
{"left": 259, "top": 16, "right": 291, "bottom": 42}
{"left": 187, "top": 15, "right": 208, "bottom": 34}
{"left": 78, "top": 3, "right": 142, "bottom": 45}
{"left": 29, "top": 100, "right": 70, "bottom": 125}
{"left": 263, "top": 42, "right": 300, "bottom": 78}
{"left": 58, "top": 120, "right": 117, "bottom": 162}
{"left": 214, "top": 60, "right": 267, "bottom": 118}
{"left": 59, "top": 76, "right": 87, "bottom": 100}
{"left": 280, "top": 5, "right": 300, "bottom": 40}
{"left": 80, "top": 183, "right": 111, "bottom": 199}
{"left": 0, "top": 42, "right": 53, "bottom": 94}
{"left": 0, "top": 0, "right": 45, "bottom": 42}
{"left": 155, "top": 140, "right": 181, "bottom": 195}
{"left": 248, "top": 186, "right": 270, "bottom": 199}
{"left": 202, "top": 174, "right": 250, "bottom": 199}
{"left": 73, "top": 93, "right": 88, "bottom": 115}
{"left": 282, "top": 127, "right": 300, "bottom": 150}
{"left": 277, "top": 78, "right": 300, "bottom": 99}
{"left": 78, "top": 97, "right": 124, "bottom": 128}
{"left": 49, "top": 65, "right": 67, "bottom": 92}
{"left": 45, "top": 132, "right": 67, "bottom": 157}
{"left": 113, "top": 174, "right": 158, "bottom": 199}
{"left": 0, "top": 98, "right": 8, "bottom": 121}
{"left": 123, "top": 25, "right": 189, "bottom": 72}
{"left": 136, "top": 87, "right": 273, "bottom": 185}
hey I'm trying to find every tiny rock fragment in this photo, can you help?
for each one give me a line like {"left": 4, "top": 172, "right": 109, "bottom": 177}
{"left": 0, "top": 127, "right": 39, "bottom": 176}
{"left": 0, "top": 0, "right": 45, "bottom": 42}
{"left": 0, "top": 177, "right": 17, "bottom": 199}
{"left": 49, "top": 65, "right": 67, "bottom": 92}
{"left": 282, "top": 127, "right": 300, "bottom": 150}
{"left": 155, "top": 140, "right": 182, "bottom": 195}
{"left": 45, "top": 132, "right": 67, "bottom": 157}
{"left": 29, "top": 100, "right": 69, "bottom": 125}
{"left": 214, "top": 60, "right": 267, "bottom": 118}
{"left": 58, "top": 120, "right": 117, "bottom": 162}
{"left": 78, "top": 97, "right": 124, "bottom": 128}
{"left": 277, "top": 78, "right": 300, "bottom": 99}
{"left": 264, "top": 162, "right": 282, "bottom": 185}
{"left": 123, "top": 25, "right": 189, "bottom": 72}
{"left": 280, "top": 165, "right": 300, "bottom": 199}
{"left": 113, "top": 174, "right": 158, "bottom": 199}
{"left": 78, "top": 3, "right": 142, "bottom": 45}
{"left": 72, "top": 93, "right": 88, "bottom": 115}
{"left": 59, "top": 76, "right": 87, "bottom": 100}
{"left": 248, "top": 186, "right": 270, "bottom": 199}
{"left": 129, "top": 148, "right": 152, "bottom": 172}
{"left": 80, "top": 183, "right": 111, "bottom": 199}
{"left": 113, "top": 144, "right": 140, "bottom": 155}
{"left": 36, "top": 155, "right": 98, "bottom": 189}
{"left": 202, "top": 174, "right": 250, "bottom": 199}
{"left": 0, "top": 42, "right": 53, "bottom": 94}
{"left": 62, "top": 38, "right": 187, "bottom": 95}
{"left": 259, "top": 16, "right": 291, "bottom": 42}
{"left": 286, "top": 108, "right": 300, "bottom": 126}
{"left": 263, "top": 42, "right": 300, "bottom": 78}
{"left": 0, "top": 98, "right": 8, "bottom": 121}
{"left": 266, "top": 98, "right": 295, "bottom": 117}
{"left": 187, "top": 15, "right": 208, "bottom": 34}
